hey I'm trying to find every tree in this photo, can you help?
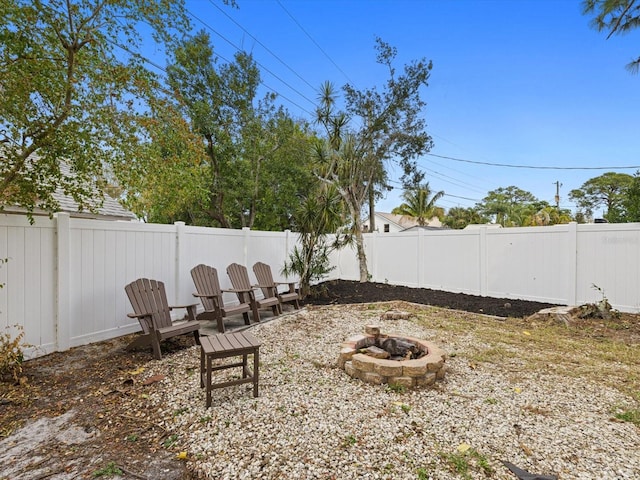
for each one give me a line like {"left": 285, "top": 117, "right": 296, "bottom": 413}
{"left": 283, "top": 182, "right": 348, "bottom": 298}
{"left": 569, "top": 172, "right": 633, "bottom": 222}
{"left": 441, "top": 207, "right": 488, "bottom": 229}
{"left": 391, "top": 183, "right": 444, "bottom": 225}
{"left": 583, "top": 0, "right": 640, "bottom": 73}
{"left": 0, "top": 0, "right": 192, "bottom": 220}
{"left": 315, "top": 38, "right": 434, "bottom": 283}
{"left": 343, "top": 37, "right": 433, "bottom": 232}
{"left": 476, "top": 186, "right": 538, "bottom": 227}
{"left": 163, "top": 32, "right": 316, "bottom": 230}
{"left": 622, "top": 170, "right": 640, "bottom": 221}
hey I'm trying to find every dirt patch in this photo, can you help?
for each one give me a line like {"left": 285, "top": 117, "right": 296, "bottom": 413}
{"left": 303, "top": 280, "right": 557, "bottom": 317}
{"left": 1, "top": 281, "right": 638, "bottom": 479}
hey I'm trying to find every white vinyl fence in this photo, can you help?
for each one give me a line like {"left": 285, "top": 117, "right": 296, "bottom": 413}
{"left": 2, "top": 213, "right": 639, "bottom": 358}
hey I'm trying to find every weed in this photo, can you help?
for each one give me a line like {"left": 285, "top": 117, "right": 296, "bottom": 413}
{"left": 579, "top": 284, "right": 619, "bottom": 319}
{"left": 441, "top": 448, "right": 494, "bottom": 479}
{"left": 162, "top": 434, "right": 179, "bottom": 448}
{"left": 173, "top": 407, "right": 188, "bottom": 417}
{"left": 484, "top": 397, "right": 498, "bottom": 405}
{"left": 0, "top": 324, "right": 30, "bottom": 383}
{"left": 613, "top": 408, "right": 640, "bottom": 426}
{"left": 387, "top": 383, "right": 406, "bottom": 394}
{"left": 342, "top": 434, "right": 357, "bottom": 447}
{"left": 199, "top": 415, "right": 212, "bottom": 424}
{"left": 401, "top": 403, "right": 411, "bottom": 414}
{"left": 126, "top": 434, "right": 138, "bottom": 442}
{"left": 92, "top": 462, "right": 122, "bottom": 477}
{"left": 416, "top": 467, "right": 431, "bottom": 479}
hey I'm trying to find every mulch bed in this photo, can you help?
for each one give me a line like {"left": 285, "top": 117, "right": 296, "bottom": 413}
{"left": 303, "top": 280, "right": 557, "bottom": 317}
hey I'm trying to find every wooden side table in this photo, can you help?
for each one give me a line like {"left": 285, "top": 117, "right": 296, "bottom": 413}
{"left": 200, "top": 331, "right": 261, "bottom": 407}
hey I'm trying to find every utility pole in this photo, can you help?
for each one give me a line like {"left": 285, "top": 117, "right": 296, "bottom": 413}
{"left": 553, "top": 181, "right": 562, "bottom": 209}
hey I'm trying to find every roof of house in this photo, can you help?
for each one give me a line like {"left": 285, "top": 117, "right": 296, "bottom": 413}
{"left": 372, "top": 212, "right": 444, "bottom": 230}
{"left": 1, "top": 156, "right": 137, "bottom": 221}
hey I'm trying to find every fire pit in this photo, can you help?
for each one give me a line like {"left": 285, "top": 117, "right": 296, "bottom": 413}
{"left": 338, "top": 325, "right": 447, "bottom": 388}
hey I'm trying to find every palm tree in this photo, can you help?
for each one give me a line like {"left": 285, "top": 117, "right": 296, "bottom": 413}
{"left": 392, "top": 183, "right": 445, "bottom": 226}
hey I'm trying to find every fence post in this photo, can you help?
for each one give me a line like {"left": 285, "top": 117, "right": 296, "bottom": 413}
{"left": 284, "top": 229, "right": 291, "bottom": 269}
{"left": 417, "top": 228, "right": 425, "bottom": 288}
{"left": 55, "top": 212, "right": 70, "bottom": 352}
{"left": 567, "top": 222, "right": 578, "bottom": 306}
{"left": 175, "top": 221, "right": 186, "bottom": 303}
{"left": 369, "top": 232, "right": 377, "bottom": 282}
{"left": 479, "top": 226, "right": 488, "bottom": 296}
{"left": 242, "top": 227, "right": 250, "bottom": 266}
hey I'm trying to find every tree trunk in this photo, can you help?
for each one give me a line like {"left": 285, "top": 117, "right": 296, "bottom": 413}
{"left": 353, "top": 215, "right": 369, "bottom": 283}
{"left": 368, "top": 188, "right": 376, "bottom": 232}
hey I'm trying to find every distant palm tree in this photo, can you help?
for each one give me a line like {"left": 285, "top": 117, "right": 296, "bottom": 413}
{"left": 392, "top": 183, "right": 445, "bottom": 226}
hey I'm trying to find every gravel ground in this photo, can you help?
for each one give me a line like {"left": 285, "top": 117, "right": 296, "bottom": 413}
{"left": 140, "top": 304, "right": 640, "bottom": 480}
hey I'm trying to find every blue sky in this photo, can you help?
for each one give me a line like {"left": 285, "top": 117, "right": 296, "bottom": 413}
{"left": 160, "top": 0, "right": 640, "bottom": 215}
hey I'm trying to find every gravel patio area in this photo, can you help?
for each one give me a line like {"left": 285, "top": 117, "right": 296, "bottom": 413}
{"left": 140, "top": 303, "right": 639, "bottom": 480}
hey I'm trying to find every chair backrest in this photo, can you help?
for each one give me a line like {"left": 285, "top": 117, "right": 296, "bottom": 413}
{"left": 226, "top": 263, "right": 252, "bottom": 291}
{"left": 252, "top": 262, "right": 275, "bottom": 298}
{"left": 124, "top": 278, "right": 173, "bottom": 334}
{"left": 191, "top": 264, "right": 222, "bottom": 312}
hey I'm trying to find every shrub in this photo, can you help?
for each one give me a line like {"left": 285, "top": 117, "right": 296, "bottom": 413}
{"left": 0, "top": 325, "right": 29, "bottom": 383}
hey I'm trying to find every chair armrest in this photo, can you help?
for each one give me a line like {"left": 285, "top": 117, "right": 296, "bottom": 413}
{"left": 169, "top": 303, "right": 198, "bottom": 321}
{"left": 127, "top": 312, "right": 150, "bottom": 319}
{"left": 224, "top": 288, "right": 253, "bottom": 293}
{"left": 193, "top": 292, "right": 219, "bottom": 299}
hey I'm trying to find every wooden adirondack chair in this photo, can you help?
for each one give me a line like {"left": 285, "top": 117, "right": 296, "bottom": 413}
{"left": 253, "top": 262, "right": 300, "bottom": 312}
{"left": 125, "top": 278, "right": 201, "bottom": 360}
{"left": 226, "top": 263, "right": 280, "bottom": 322}
{"left": 190, "top": 264, "right": 252, "bottom": 333}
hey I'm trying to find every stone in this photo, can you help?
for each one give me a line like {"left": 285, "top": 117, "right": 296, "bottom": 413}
{"left": 387, "top": 376, "right": 414, "bottom": 388}
{"left": 415, "top": 372, "right": 437, "bottom": 386}
{"left": 344, "top": 361, "right": 359, "bottom": 379}
{"left": 402, "top": 359, "right": 428, "bottom": 377}
{"left": 361, "top": 371, "right": 385, "bottom": 385}
{"left": 372, "top": 359, "right": 403, "bottom": 377}
{"left": 365, "top": 325, "right": 381, "bottom": 336}
{"left": 363, "top": 346, "right": 390, "bottom": 359}
{"left": 352, "top": 354, "right": 376, "bottom": 372}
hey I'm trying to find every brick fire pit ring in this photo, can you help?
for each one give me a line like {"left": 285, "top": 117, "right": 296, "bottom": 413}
{"left": 337, "top": 325, "right": 447, "bottom": 388}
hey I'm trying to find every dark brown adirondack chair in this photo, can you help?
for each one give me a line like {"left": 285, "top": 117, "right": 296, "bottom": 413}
{"left": 125, "top": 278, "right": 201, "bottom": 360}
{"left": 226, "top": 263, "right": 280, "bottom": 322}
{"left": 190, "top": 264, "right": 251, "bottom": 333}
{"left": 252, "top": 262, "right": 300, "bottom": 313}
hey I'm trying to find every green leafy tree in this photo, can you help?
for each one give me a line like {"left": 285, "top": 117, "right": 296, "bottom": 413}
{"left": 442, "top": 207, "right": 488, "bottom": 229}
{"left": 315, "top": 38, "right": 434, "bottom": 282}
{"left": 569, "top": 172, "right": 633, "bottom": 222}
{"left": 283, "top": 183, "right": 348, "bottom": 298}
{"left": 583, "top": 0, "right": 640, "bottom": 73}
{"left": 622, "top": 170, "right": 640, "bottom": 221}
{"left": 476, "top": 186, "right": 538, "bottom": 227}
{"left": 343, "top": 37, "right": 433, "bottom": 232}
{"left": 113, "top": 97, "right": 209, "bottom": 224}
{"left": 0, "top": 0, "right": 192, "bottom": 221}
{"left": 391, "top": 183, "right": 444, "bottom": 225}
{"left": 162, "top": 32, "right": 315, "bottom": 230}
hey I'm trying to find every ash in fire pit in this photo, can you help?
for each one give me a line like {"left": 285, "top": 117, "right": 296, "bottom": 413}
{"left": 338, "top": 325, "right": 447, "bottom": 388}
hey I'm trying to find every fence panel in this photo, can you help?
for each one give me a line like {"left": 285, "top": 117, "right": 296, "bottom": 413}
{"left": 575, "top": 224, "right": 640, "bottom": 311}
{"left": 485, "top": 225, "right": 572, "bottom": 304}
{"left": 67, "top": 218, "right": 178, "bottom": 348}
{"left": 0, "top": 215, "right": 57, "bottom": 354}
{"left": 3, "top": 213, "right": 640, "bottom": 360}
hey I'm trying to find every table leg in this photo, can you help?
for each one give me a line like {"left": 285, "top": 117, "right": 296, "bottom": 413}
{"left": 206, "top": 354, "right": 212, "bottom": 408}
{"left": 253, "top": 348, "right": 259, "bottom": 398}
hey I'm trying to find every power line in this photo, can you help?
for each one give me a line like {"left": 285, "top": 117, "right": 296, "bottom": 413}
{"left": 428, "top": 153, "right": 640, "bottom": 170}
{"left": 207, "top": 0, "right": 319, "bottom": 93}
{"left": 276, "top": 0, "right": 354, "bottom": 85}
{"left": 187, "top": 10, "right": 317, "bottom": 114}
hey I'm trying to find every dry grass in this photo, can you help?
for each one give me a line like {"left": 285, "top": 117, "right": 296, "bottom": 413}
{"left": 406, "top": 304, "right": 640, "bottom": 402}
